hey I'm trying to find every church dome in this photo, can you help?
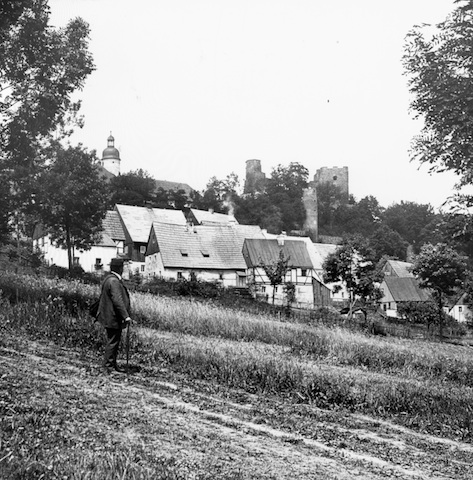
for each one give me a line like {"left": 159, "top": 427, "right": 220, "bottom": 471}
{"left": 102, "top": 134, "right": 120, "bottom": 160}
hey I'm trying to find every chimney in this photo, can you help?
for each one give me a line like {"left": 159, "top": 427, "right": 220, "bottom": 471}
{"left": 277, "top": 231, "right": 286, "bottom": 246}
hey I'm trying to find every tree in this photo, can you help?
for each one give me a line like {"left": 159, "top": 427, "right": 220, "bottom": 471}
{"left": 323, "top": 235, "right": 383, "bottom": 318}
{"left": 38, "top": 144, "right": 108, "bottom": 270}
{"left": 193, "top": 173, "right": 241, "bottom": 213}
{"left": 368, "top": 224, "right": 408, "bottom": 261}
{"left": 109, "top": 169, "right": 156, "bottom": 207}
{"left": 383, "top": 201, "right": 436, "bottom": 248}
{"left": 403, "top": 1, "right": 473, "bottom": 202}
{"left": 259, "top": 249, "right": 291, "bottom": 305}
{"left": 411, "top": 243, "right": 468, "bottom": 335}
{"left": 235, "top": 195, "right": 283, "bottom": 233}
{"left": 316, "top": 181, "right": 346, "bottom": 236}
{"left": 266, "top": 163, "right": 309, "bottom": 233}
{"left": 0, "top": 0, "right": 94, "bottom": 240}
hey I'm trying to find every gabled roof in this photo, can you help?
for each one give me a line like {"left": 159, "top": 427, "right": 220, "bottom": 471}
{"left": 115, "top": 204, "right": 187, "bottom": 243}
{"left": 242, "top": 238, "right": 313, "bottom": 269}
{"left": 102, "top": 211, "right": 126, "bottom": 241}
{"left": 383, "top": 259, "right": 414, "bottom": 278}
{"left": 95, "top": 232, "right": 116, "bottom": 247}
{"left": 382, "top": 277, "right": 432, "bottom": 302}
{"left": 154, "top": 180, "right": 193, "bottom": 196}
{"left": 150, "top": 222, "right": 265, "bottom": 270}
{"left": 188, "top": 209, "right": 238, "bottom": 225}
{"left": 306, "top": 242, "right": 338, "bottom": 270}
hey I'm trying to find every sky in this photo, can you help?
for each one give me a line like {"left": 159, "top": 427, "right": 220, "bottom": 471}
{"left": 48, "top": 0, "right": 461, "bottom": 210}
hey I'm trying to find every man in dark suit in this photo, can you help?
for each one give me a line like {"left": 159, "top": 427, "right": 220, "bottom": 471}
{"left": 98, "top": 258, "right": 132, "bottom": 373}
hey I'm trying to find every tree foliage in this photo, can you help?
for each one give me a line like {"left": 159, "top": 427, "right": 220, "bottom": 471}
{"left": 403, "top": 1, "right": 473, "bottom": 197}
{"left": 323, "top": 235, "right": 383, "bottom": 316}
{"left": 368, "top": 224, "right": 408, "bottom": 262}
{"left": 259, "top": 249, "right": 291, "bottom": 305}
{"left": 38, "top": 144, "right": 108, "bottom": 269}
{"left": 412, "top": 242, "right": 468, "bottom": 333}
{"left": 109, "top": 169, "right": 156, "bottom": 207}
{"left": 0, "top": 0, "right": 94, "bottom": 240}
{"left": 383, "top": 201, "right": 436, "bottom": 248}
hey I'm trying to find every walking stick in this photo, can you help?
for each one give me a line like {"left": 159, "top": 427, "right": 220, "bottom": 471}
{"left": 126, "top": 321, "right": 130, "bottom": 375}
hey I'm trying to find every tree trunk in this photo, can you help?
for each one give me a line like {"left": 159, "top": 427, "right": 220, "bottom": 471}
{"left": 65, "top": 223, "right": 73, "bottom": 270}
{"left": 437, "top": 290, "right": 444, "bottom": 338}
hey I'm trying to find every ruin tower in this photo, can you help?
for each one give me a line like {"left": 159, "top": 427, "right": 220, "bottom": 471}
{"left": 302, "top": 186, "right": 318, "bottom": 242}
{"left": 101, "top": 133, "right": 121, "bottom": 176}
{"left": 314, "top": 166, "right": 349, "bottom": 200}
{"left": 244, "top": 159, "right": 266, "bottom": 194}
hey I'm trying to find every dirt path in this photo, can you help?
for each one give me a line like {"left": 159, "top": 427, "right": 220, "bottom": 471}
{"left": 1, "top": 337, "right": 472, "bottom": 479}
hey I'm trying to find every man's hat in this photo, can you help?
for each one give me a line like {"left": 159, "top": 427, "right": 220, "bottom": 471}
{"left": 110, "top": 258, "right": 125, "bottom": 267}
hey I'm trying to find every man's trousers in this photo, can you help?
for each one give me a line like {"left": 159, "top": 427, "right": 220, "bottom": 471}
{"left": 103, "top": 327, "right": 122, "bottom": 367}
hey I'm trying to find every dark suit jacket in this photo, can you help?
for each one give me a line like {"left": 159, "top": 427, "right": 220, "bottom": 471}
{"left": 98, "top": 273, "right": 131, "bottom": 329}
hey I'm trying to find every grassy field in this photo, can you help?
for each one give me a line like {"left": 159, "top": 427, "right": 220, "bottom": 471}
{"left": 1, "top": 271, "right": 473, "bottom": 478}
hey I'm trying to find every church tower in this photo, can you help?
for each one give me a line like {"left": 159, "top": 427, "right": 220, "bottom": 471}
{"left": 101, "top": 134, "right": 120, "bottom": 176}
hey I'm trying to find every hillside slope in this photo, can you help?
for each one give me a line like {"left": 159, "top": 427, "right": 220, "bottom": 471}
{"left": 1, "top": 331, "right": 472, "bottom": 479}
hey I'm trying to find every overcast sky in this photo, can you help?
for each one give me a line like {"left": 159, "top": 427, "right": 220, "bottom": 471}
{"left": 49, "top": 0, "right": 459, "bottom": 210}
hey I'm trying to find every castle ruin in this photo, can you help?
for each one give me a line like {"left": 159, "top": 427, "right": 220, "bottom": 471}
{"left": 244, "top": 160, "right": 349, "bottom": 241}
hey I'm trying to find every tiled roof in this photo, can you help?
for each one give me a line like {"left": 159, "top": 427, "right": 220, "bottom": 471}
{"left": 151, "top": 222, "right": 264, "bottom": 269}
{"left": 384, "top": 259, "right": 414, "bottom": 278}
{"left": 102, "top": 211, "right": 126, "bottom": 241}
{"left": 307, "top": 242, "right": 338, "bottom": 270}
{"left": 154, "top": 180, "right": 193, "bottom": 196}
{"left": 189, "top": 209, "right": 239, "bottom": 225}
{"left": 115, "top": 204, "right": 187, "bottom": 243}
{"left": 242, "top": 239, "right": 314, "bottom": 269}
{"left": 95, "top": 231, "right": 116, "bottom": 247}
{"left": 382, "top": 277, "right": 432, "bottom": 302}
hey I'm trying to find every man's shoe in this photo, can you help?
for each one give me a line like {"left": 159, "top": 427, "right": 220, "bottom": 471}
{"left": 113, "top": 364, "right": 127, "bottom": 373}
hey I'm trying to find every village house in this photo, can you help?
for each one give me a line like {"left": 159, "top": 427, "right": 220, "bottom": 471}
{"left": 145, "top": 221, "right": 268, "bottom": 287}
{"left": 378, "top": 276, "right": 432, "bottom": 318}
{"left": 184, "top": 208, "right": 238, "bottom": 226}
{"left": 113, "top": 204, "right": 188, "bottom": 275}
{"left": 242, "top": 236, "right": 331, "bottom": 308}
{"left": 32, "top": 210, "right": 126, "bottom": 273}
{"left": 447, "top": 292, "right": 472, "bottom": 323}
{"left": 381, "top": 259, "right": 414, "bottom": 278}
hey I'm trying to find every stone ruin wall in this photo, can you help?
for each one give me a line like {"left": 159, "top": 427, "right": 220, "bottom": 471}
{"left": 244, "top": 160, "right": 349, "bottom": 242}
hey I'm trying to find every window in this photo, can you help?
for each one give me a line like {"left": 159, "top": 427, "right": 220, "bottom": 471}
{"left": 140, "top": 245, "right": 146, "bottom": 254}
{"left": 180, "top": 249, "right": 188, "bottom": 257}
{"left": 177, "top": 272, "right": 184, "bottom": 279}
{"left": 459, "top": 306, "right": 463, "bottom": 313}
{"left": 333, "top": 175, "right": 338, "bottom": 181}
{"left": 201, "top": 250, "right": 210, "bottom": 258}
{"left": 301, "top": 269, "right": 307, "bottom": 276}
{"left": 73, "top": 257, "right": 80, "bottom": 266}
{"left": 116, "top": 241, "right": 124, "bottom": 254}
{"left": 274, "top": 286, "right": 278, "bottom": 293}
{"left": 261, "top": 286, "right": 266, "bottom": 293}
{"left": 140, "top": 265, "right": 145, "bottom": 272}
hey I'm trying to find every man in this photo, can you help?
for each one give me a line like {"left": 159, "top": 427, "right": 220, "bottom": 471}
{"left": 98, "top": 258, "right": 132, "bottom": 374}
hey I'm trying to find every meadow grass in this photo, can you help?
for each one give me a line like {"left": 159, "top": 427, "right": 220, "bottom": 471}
{"left": 2, "top": 272, "right": 473, "bottom": 439}
{"left": 131, "top": 292, "right": 473, "bottom": 387}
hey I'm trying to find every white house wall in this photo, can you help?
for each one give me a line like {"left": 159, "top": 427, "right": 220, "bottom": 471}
{"left": 449, "top": 304, "right": 471, "bottom": 323}
{"left": 248, "top": 266, "right": 315, "bottom": 308}
{"left": 145, "top": 252, "right": 241, "bottom": 287}
{"left": 34, "top": 236, "right": 117, "bottom": 273}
